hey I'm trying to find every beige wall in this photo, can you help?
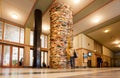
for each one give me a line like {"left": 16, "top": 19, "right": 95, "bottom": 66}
{"left": 114, "top": 52, "right": 120, "bottom": 67}
{"left": 82, "top": 34, "right": 94, "bottom": 51}
{"left": 103, "top": 46, "right": 114, "bottom": 58}
{"left": 73, "top": 34, "right": 94, "bottom": 51}
{"left": 102, "top": 56, "right": 111, "bottom": 67}
{"left": 74, "top": 34, "right": 114, "bottom": 58}
{"left": 73, "top": 35, "right": 79, "bottom": 49}
{"left": 24, "top": 28, "right": 30, "bottom": 45}
{"left": 91, "top": 52, "right": 97, "bottom": 67}
{"left": 75, "top": 49, "right": 97, "bottom": 67}
{"left": 75, "top": 49, "right": 83, "bottom": 67}
{"left": 73, "top": 34, "right": 95, "bottom": 67}
{"left": 24, "top": 46, "right": 30, "bottom": 66}
{"left": 73, "top": 34, "right": 115, "bottom": 67}
{"left": 75, "top": 49, "right": 88, "bottom": 67}
{"left": 78, "top": 34, "right": 82, "bottom": 48}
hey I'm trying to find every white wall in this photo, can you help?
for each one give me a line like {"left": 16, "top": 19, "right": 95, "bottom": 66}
{"left": 73, "top": 35, "right": 79, "bottom": 49}
{"left": 73, "top": 34, "right": 94, "bottom": 51}
{"left": 103, "top": 46, "right": 114, "bottom": 57}
{"left": 81, "top": 34, "right": 94, "bottom": 51}
{"left": 78, "top": 34, "right": 82, "bottom": 48}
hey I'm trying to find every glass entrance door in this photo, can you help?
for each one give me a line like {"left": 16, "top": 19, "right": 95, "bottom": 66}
{"left": 2, "top": 45, "right": 24, "bottom": 67}
{"left": 30, "top": 49, "right": 33, "bottom": 66}
{"left": 29, "top": 50, "right": 48, "bottom": 67}
{"left": 19, "top": 48, "right": 24, "bottom": 66}
{"left": 12, "top": 47, "right": 18, "bottom": 67}
{"left": 41, "top": 51, "right": 48, "bottom": 67}
{"left": 3, "top": 45, "right": 10, "bottom": 67}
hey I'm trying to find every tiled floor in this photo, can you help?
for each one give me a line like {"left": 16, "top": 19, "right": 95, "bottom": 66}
{"left": 0, "top": 68, "right": 120, "bottom": 78}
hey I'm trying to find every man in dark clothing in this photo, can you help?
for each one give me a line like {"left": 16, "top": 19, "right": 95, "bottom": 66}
{"left": 97, "top": 56, "right": 103, "bottom": 68}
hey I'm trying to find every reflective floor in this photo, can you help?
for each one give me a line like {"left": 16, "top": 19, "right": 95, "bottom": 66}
{"left": 0, "top": 68, "right": 120, "bottom": 78}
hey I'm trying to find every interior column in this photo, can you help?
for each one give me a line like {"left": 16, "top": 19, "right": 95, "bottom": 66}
{"left": 33, "top": 9, "right": 42, "bottom": 68}
{"left": 24, "top": 27, "right": 31, "bottom": 67}
{"left": 49, "top": 2, "right": 73, "bottom": 68}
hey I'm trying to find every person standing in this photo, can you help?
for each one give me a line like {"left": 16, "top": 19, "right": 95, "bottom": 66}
{"left": 97, "top": 56, "right": 103, "bottom": 68}
{"left": 66, "top": 46, "right": 75, "bottom": 69}
{"left": 70, "top": 48, "right": 75, "bottom": 69}
{"left": 66, "top": 37, "right": 76, "bottom": 69}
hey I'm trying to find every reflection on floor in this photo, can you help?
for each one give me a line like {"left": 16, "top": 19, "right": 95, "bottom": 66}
{"left": 0, "top": 68, "right": 120, "bottom": 78}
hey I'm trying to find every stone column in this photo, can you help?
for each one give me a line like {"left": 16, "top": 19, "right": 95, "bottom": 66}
{"left": 49, "top": 2, "right": 73, "bottom": 68}
{"left": 33, "top": 9, "right": 42, "bottom": 68}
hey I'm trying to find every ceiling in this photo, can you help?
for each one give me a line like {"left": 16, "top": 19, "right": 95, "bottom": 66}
{"left": 0, "top": 0, "right": 36, "bottom": 26}
{"left": 1, "top": 0, "right": 120, "bottom": 52}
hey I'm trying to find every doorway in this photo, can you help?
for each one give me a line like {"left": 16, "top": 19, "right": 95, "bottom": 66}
{"left": 1, "top": 44, "right": 24, "bottom": 67}
{"left": 29, "top": 50, "right": 48, "bottom": 68}
{"left": 41, "top": 51, "right": 48, "bottom": 68}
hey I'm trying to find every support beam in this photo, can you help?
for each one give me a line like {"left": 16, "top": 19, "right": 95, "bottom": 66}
{"left": 33, "top": 9, "right": 42, "bottom": 68}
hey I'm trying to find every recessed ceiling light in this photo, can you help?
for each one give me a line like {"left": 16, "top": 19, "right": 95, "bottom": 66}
{"left": 113, "top": 40, "right": 120, "bottom": 44}
{"left": 92, "top": 15, "right": 102, "bottom": 23}
{"left": 104, "top": 29, "right": 110, "bottom": 33}
{"left": 11, "top": 13, "right": 18, "bottom": 19}
{"left": 118, "top": 44, "right": 120, "bottom": 47}
{"left": 73, "top": 0, "right": 80, "bottom": 4}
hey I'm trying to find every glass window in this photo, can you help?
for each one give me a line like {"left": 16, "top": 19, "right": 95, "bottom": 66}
{"left": 19, "top": 48, "right": 24, "bottom": 61}
{"left": 30, "top": 31, "right": 34, "bottom": 45}
{"left": 41, "top": 34, "right": 48, "bottom": 48}
{"left": 4, "top": 23, "right": 20, "bottom": 42}
{"left": 41, "top": 51, "right": 48, "bottom": 67}
{"left": 44, "top": 52, "right": 48, "bottom": 66}
{"left": 30, "top": 50, "right": 33, "bottom": 66}
{"left": 12, "top": 47, "right": 18, "bottom": 66}
{"left": 0, "top": 45, "right": 2, "bottom": 66}
{"left": 41, "top": 35, "right": 45, "bottom": 48}
{"left": 0, "top": 22, "right": 3, "bottom": 39}
{"left": 41, "top": 51, "right": 44, "bottom": 67}
{"left": 30, "top": 32, "right": 48, "bottom": 48}
{"left": 44, "top": 35, "right": 48, "bottom": 48}
{"left": 3, "top": 45, "right": 10, "bottom": 66}
{"left": 20, "top": 28, "right": 24, "bottom": 44}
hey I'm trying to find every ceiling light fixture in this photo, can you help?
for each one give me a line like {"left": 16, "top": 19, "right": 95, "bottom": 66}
{"left": 118, "top": 44, "right": 120, "bottom": 47}
{"left": 113, "top": 40, "right": 120, "bottom": 44}
{"left": 92, "top": 15, "right": 102, "bottom": 23}
{"left": 11, "top": 13, "right": 18, "bottom": 19}
{"left": 104, "top": 29, "right": 110, "bottom": 33}
{"left": 73, "top": 0, "right": 80, "bottom": 4}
